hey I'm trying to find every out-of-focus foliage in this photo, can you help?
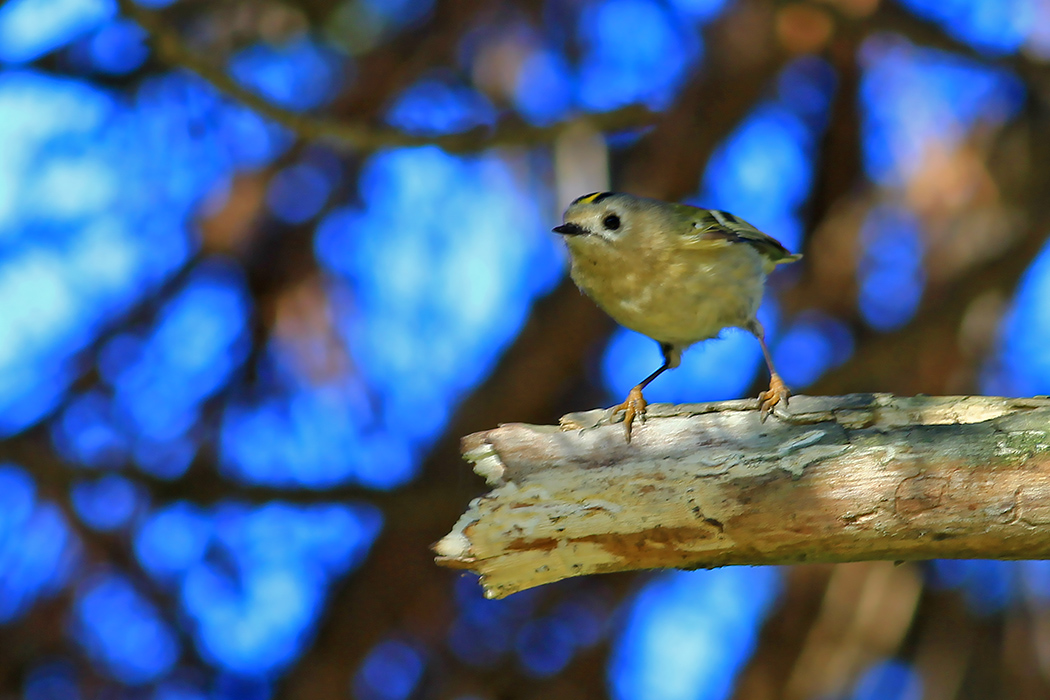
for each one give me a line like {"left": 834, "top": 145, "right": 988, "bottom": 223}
{"left": 609, "top": 568, "right": 780, "bottom": 700}
{"left": 1, "top": 0, "right": 1050, "bottom": 698}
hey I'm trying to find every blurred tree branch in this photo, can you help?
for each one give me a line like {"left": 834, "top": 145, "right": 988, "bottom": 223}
{"left": 733, "top": 560, "right": 924, "bottom": 700}
{"left": 623, "top": 0, "right": 784, "bottom": 199}
{"left": 729, "top": 565, "right": 835, "bottom": 700}
{"left": 864, "top": 1, "right": 1050, "bottom": 91}
{"left": 781, "top": 18, "right": 865, "bottom": 319}
{"left": 435, "top": 394, "right": 1050, "bottom": 598}
{"left": 114, "top": 0, "right": 656, "bottom": 153}
{"left": 326, "top": 0, "right": 509, "bottom": 123}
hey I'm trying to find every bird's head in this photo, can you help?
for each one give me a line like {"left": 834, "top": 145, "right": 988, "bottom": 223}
{"left": 553, "top": 192, "right": 665, "bottom": 252}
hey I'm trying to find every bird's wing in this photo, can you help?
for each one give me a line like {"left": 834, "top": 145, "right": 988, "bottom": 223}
{"left": 672, "top": 204, "right": 802, "bottom": 265}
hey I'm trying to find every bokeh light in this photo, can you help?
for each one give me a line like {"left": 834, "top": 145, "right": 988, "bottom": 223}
{"left": 609, "top": 568, "right": 781, "bottom": 700}
{"left": 0, "top": 464, "right": 79, "bottom": 622}
{"left": 1, "top": 0, "right": 1049, "bottom": 696}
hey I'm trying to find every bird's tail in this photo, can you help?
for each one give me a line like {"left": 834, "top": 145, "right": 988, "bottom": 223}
{"left": 775, "top": 253, "right": 803, "bottom": 265}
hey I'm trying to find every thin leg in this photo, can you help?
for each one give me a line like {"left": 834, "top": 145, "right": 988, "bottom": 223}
{"left": 749, "top": 321, "right": 791, "bottom": 420}
{"left": 612, "top": 342, "right": 674, "bottom": 442}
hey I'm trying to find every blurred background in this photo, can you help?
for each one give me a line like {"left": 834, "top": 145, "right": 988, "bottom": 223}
{"left": 1, "top": 0, "right": 1049, "bottom": 698}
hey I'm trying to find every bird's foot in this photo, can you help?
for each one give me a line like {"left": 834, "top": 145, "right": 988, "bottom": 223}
{"left": 757, "top": 373, "right": 790, "bottom": 421}
{"left": 611, "top": 385, "right": 648, "bottom": 442}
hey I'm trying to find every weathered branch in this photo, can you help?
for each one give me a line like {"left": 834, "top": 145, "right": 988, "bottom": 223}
{"left": 435, "top": 394, "right": 1050, "bottom": 598}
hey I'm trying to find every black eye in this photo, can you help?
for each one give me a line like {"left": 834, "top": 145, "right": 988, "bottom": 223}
{"left": 602, "top": 214, "right": 621, "bottom": 231}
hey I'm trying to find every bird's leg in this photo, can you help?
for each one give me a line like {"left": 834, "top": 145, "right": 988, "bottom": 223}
{"left": 749, "top": 320, "right": 790, "bottom": 420}
{"left": 611, "top": 343, "right": 675, "bottom": 442}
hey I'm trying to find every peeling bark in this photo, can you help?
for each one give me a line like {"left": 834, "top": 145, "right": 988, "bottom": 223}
{"left": 434, "top": 394, "right": 1050, "bottom": 599}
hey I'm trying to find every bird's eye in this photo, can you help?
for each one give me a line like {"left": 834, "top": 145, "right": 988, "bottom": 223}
{"left": 602, "top": 214, "right": 621, "bottom": 231}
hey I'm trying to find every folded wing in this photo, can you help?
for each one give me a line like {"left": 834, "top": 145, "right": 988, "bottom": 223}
{"left": 673, "top": 204, "right": 802, "bottom": 266}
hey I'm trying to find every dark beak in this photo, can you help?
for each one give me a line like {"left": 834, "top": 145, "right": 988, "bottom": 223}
{"left": 552, "top": 223, "right": 587, "bottom": 236}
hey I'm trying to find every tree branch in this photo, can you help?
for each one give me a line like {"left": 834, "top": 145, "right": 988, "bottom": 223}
{"left": 114, "top": 0, "right": 655, "bottom": 153}
{"left": 275, "top": 3, "right": 795, "bottom": 691}
{"left": 435, "top": 393, "right": 1050, "bottom": 599}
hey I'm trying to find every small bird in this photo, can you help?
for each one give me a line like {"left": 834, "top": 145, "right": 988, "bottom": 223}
{"left": 553, "top": 191, "right": 802, "bottom": 441}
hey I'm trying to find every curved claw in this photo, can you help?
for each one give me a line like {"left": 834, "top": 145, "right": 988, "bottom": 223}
{"left": 611, "top": 385, "right": 648, "bottom": 442}
{"left": 758, "top": 373, "right": 791, "bottom": 421}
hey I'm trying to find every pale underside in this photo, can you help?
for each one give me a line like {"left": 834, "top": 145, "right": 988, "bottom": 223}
{"left": 565, "top": 235, "right": 767, "bottom": 350}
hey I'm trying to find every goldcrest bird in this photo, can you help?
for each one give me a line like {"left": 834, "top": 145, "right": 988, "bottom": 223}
{"left": 553, "top": 191, "right": 802, "bottom": 441}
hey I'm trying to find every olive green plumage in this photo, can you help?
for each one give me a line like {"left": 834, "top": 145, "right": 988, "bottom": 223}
{"left": 667, "top": 202, "right": 803, "bottom": 269}
{"left": 553, "top": 191, "right": 802, "bottom": 440}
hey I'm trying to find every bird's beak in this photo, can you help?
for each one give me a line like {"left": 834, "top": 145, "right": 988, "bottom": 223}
{"left": 552, "top": 223, "right": 587, "bottom": 236}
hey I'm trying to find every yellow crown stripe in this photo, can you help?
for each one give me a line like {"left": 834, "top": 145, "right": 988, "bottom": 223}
{"left": 573, "top": 191, "right": 613, "bottom": 206}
